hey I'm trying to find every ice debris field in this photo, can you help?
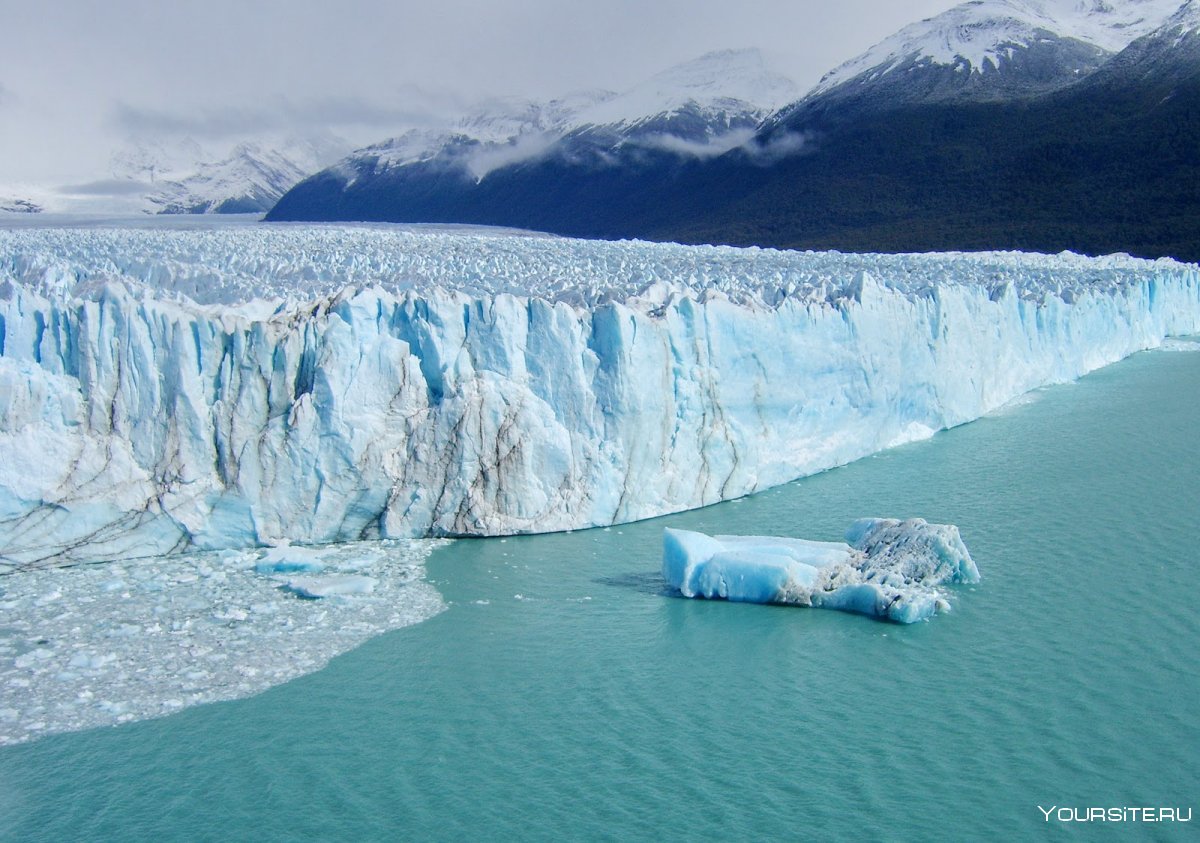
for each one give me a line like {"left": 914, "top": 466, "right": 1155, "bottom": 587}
{"left": 0, "top": 538, "right": 445, "bottom": 745}
{"left": 663, "top": 519, "right": 979, "bottom": 623}
{"left": 2, "top": 223, "right": 1200, "bottom": 568}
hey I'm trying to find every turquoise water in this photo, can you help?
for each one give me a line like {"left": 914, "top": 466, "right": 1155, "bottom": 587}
{"left": 1, "top": 348, "right": 1197, "bottom": 841}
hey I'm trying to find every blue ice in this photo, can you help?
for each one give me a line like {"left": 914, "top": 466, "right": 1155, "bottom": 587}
{"left": 663, "top": 518, "right": 979, "bottom": 623}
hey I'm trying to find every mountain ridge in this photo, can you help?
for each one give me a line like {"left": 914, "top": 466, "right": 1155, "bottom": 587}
{"left": 267, "top": 0, "right": 1200, "bottom": 262}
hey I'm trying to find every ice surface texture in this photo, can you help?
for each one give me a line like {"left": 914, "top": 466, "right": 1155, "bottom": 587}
{"left": 0, "top": 539, "right": 445, "bottom": 745}
{"left": 663, "top": 519, "right": 980, "bottom": 623}
{"left": 2, "top": 225, "right": 1199, "bottom": 566}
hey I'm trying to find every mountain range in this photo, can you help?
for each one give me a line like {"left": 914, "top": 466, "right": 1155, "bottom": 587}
{"left": 102, "top": 134, "right": 349, "bottom": 215}
{"left": 1, "top": 48, "right": 799, "bottom": 218}
{"left": 268, "top": 48, "right": 800, "bottom": 220}
{"left": 268, "top": 0, "right": 1200, "bottom": 262}
{"left": 0, "top": 135, "right": 348, "bottom": 217}
{"left": 134, "top": 142, "right": 326, "bottom": 214}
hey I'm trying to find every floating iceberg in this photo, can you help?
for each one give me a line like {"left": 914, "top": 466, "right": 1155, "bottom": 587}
{"left": 1, "top": 224, "right": 1199, "bottom": 566}
{"left": 663, "top": 519, "right": 980, "bottom": 623}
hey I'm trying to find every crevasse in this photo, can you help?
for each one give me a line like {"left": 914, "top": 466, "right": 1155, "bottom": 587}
{"left": 1, "top": 225, "right": 1198, "bottom": 568}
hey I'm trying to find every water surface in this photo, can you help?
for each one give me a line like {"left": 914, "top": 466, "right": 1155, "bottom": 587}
{"left": 1, "top": 347, "right": 1197, "bottom": 841}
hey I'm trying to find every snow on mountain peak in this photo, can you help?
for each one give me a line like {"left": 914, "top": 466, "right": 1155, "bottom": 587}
{"left": 453, "top": 93, "right": 606, "bottom": 143}
{"left": 351, "top": 90, "right": 618, "bottom": 172}
{"left": 811, "top": 0, "right": 1183, "bottom": 95}
{"left": 1159, "top": 0, "right": 1200, "bottom": 36}
{"left": 568, "top": 48, "right": 801, "bottom": 128}
{"left": 1044, "top": 0, "right": 1190, "bottom": 49}
{"left": 336, "top": 49, "right": 799, "bottom": 181}
{"left": 96, "top": 133, "right": 354, "bottom": 215}
{"left": 137, "top": 136, "right": 352, "bottom": 214}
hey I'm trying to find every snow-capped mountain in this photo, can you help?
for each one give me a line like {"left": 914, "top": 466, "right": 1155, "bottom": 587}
{"left": 813, "top": 0, "right": 1180, "bottom": 93}
{"left": 268, "top": 1, "right": 1200, "bottom": 263}
{"left": 337, "top": 90, "right": 615, "bottom": 180}
{"left": 268, "top": 49, "right": 800, "bottom": 221}
{"left": 460, "top": 91, "right": 616, "bottom": 142}
{"left": 5, "top": 135, "right": 348, "bottom": 216}
{"left": 1162, "top": 0, "right": 1200, "bottom": 33}
{"left": 143, "top": 143, "right": 319, "bottom": 214}
{"left": 683, "top": 0, "right": 1200, "bottom": 258}
{"left": 108, "top": 135, "right": 350, "bottom": 215}
{"left": 1078, "top": 0, "right": 1200, "bottom": 87}
{"left": 565, "top": 48, "right": 799, "bottom": 132}
{"left": 285, "top": 49, "right": 798, "bottom": 191}
{"left": 768, "top": 0, "right": 1182, "bottom": 119}
{"left": 0, "top": 197, "right": 41, "bottom": 214}
{"left": 553, "top": 48, "right": 801, "bottom": 164}
{"left": 110, "top": 137, "right": 209, "bottom": 186}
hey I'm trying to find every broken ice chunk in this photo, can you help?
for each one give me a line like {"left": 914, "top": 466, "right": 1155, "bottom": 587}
{"left": 284, "top": 575, "right": 377, "bottom": 599}
{"left": 255, "top": 545, "right": 328, "bottom": 575}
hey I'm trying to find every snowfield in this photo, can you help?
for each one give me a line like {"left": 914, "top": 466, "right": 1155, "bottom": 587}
{"left": 2, "top": 223, "right": 1198, "bottom": 567}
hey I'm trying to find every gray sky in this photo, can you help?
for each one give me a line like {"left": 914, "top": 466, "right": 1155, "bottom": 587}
{"left": 0, "top": 0, "right": 956, "bottom": 184}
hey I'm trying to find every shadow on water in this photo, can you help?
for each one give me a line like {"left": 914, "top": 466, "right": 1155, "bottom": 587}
{"left": 592, "top": 571, "right": 673, "bottom": 596}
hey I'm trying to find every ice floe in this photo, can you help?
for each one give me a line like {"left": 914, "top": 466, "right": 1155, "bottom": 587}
{"left": 0, "top": 538, "right": 445, "bottom": 745}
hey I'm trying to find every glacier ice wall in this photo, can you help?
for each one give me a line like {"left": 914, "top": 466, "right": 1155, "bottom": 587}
{"left": 2, "top": 225, "right": 1199, "bottom": 567}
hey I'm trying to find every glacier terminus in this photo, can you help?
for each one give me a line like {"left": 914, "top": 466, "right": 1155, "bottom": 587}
{"left": 2, "top": 222, "right": 1199, "bottom": 569}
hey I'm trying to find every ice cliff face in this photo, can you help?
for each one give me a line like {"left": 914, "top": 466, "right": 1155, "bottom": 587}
{"left": 1, "top": 224, "right": 1198, "bottom": 568}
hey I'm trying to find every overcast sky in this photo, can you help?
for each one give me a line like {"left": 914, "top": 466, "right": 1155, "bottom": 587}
{"left": 0, "top": 0, "right": 956, "bottom": 185}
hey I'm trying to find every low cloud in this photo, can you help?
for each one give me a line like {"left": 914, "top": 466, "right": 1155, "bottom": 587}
{"left": 463, "top": 132, "right": 559, "bottom": 181}
{"left": 109, "top": 89, "right": 467, "bottom": 142}
{"left": 59, "top": 178, "right": 152, "bottom": 196}
{"left": 452, "top": 123, "right": 815, "bottom": 182}
{"left": 633, "top": 128, "right": 759, "bottom": 159}
{"left": 739, "top": 129, "right": 813, "bottom": 164}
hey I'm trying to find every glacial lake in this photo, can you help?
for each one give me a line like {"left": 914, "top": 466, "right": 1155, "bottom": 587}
{"left": 1, "top": 345, "right": 1197, "bottom": 841}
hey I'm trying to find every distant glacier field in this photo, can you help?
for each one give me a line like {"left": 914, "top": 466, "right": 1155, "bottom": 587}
{"left": 2, "top": 220, "right": 1199, "bottom": 569}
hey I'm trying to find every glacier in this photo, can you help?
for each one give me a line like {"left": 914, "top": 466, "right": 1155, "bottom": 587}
{"left": 663, "top": 519, "right": 979, "bottom": 623}
{"left": 2, "top": 223, "right": 1199, "bottom": 567}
